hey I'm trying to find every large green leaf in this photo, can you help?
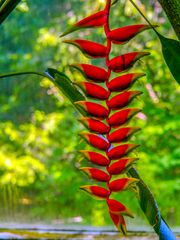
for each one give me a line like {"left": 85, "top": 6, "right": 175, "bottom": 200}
{"left": 158, "top": 34, "right": 180, "bottom": 84}
{"left": 128, "top": 167, "right": 160, "bottom": 233}
{"left": 46, "top": 68, "right": 86, "bottom": 115}
{"left": 129, "top": 0, "right": 180, "bottom": 85}
{"left": 0, "top": 0, "right": 22, "bottom": 24}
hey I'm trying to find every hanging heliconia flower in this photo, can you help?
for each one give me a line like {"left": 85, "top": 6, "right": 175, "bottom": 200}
{"left": 61, "top": 0, "right": 151, "bottom": 234}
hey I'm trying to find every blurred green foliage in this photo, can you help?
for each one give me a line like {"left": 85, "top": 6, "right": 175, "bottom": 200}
{"left": 0, "top": 0, "right": 179, "bottom": 227}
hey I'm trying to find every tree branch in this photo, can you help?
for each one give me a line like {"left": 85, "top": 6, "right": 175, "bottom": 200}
{"left": 157, "top": 0, "right": 180, "bottom": 40}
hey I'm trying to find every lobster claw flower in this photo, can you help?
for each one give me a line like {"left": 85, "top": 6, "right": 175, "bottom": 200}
{"left": 76, "top": 82, "right": 109, "bottom": 100}
{"left": 109, "top": 177, "right": 139, "bottom": 192}
{"left": 80, "top": 185, "right": 110, "bottom": 200}
{"left": 109, "top": 24, "right": 156, "bottom": 44}
{"left": 71, "top": 64, "right": 108, "bottom": 82}
{"left": 80, "top": 150, "right": 110, "bottom": 166}
{"left": 60, "top": 10, "right": 107, "bottom": 37}
{"left": 64, "top": 39, "right": 107, "bottom": 58}
{"left": 107, "top": 143, "right": 139, "bottom": 160}
{"left": 108, "top": 73, "right": 145, "bottom": 92}
{"left": 61, "top": 0, "right": 152, "bottom": 233}
{"left": 80, "top": 167, "right": 110, "bottom": 182}
{"left": 108, "top": 108, "right": 141, "bottom": 127}
{"left": 107, "top": 90, "right": 142, "bottom": 109}
{"left": 80, "top": 132, "right": 110, "bottom": 150}
{"left": 107, "top": 157, "right": 138, "bottom": 175}
{"left": 79, "top": 117, "right": 110, "bottom": 134}
{"left": 109, "top": 212, "right": 127, "bottom": 234}
{"left": 108, "top": 52, "right": 150, "bottom": 73}
{"left": 75, "top": 101, "right": 109, "bottom": 118}
{"left": 107, "top": 127, "right": 140, "bottom": 143}
{"left": 107, "top": 199, "right": 134, "bottom": 218}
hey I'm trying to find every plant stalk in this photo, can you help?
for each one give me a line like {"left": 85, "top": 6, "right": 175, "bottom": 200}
{"left": 0, "top": 71, "right": 47, "bottom": 79}
{"left": 0, "top": 0, "right": 22, "bottom": 24}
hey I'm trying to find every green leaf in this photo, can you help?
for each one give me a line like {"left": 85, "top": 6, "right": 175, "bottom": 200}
{"left": 46, "top": 68, "right": 86, "bottom": 115}
{"left": 129, "top": 0, "right": 180, "bottom": 85}
{"left": 128, "top": 167, "right": 161, "bottom": 234}
{"left": 0, "top": 0, "right": 22, "bottom": 24}
{"left": 118, "top": 0, "right": 179, "bottom": 86}
{"left": 158, "top": 34, "right": 180, "bottom": 84}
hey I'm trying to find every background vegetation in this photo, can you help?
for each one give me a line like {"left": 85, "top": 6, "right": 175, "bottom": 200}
{"left": 0, "top": 0, "right": 179, "bottom": 228}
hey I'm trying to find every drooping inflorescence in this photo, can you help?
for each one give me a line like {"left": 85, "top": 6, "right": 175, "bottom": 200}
{"left": 61, "top": 0, "right": 150, "bottom": 234}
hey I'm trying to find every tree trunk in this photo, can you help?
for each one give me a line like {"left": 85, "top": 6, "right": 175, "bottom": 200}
{"left": 157, "top": 0, "right": 180, "bottom": 40}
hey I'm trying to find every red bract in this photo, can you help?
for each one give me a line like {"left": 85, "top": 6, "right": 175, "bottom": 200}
{"left": 75, "top": 101, "right": 109, "bottom": 118}
{"left": 107, "top": 143, "right": 139, "bottom": 160}
{"left": 64, "top": 39, "right": 107, "bottom": 58}
{"left": 77, "top": 82, "right": 109, "bottom": 100}
{"left": 109, "top": 178, "right": 139, "bottom": 192}
{"left": 108, "top": 52, "right": 150, "bottom": 72}
{"left": 80, "top": 150, "right": 110, "bottom": 166}
{"left": 108, "top": 108, "right": 141, "bottom": 127}
{"left": 107, "top": 90, "right": 142, "bottom": 109}
{"left": 80, "top": 185, "right": 110, "bottom": 200}
{"left": 107, "top": 199, "right": 133, "bottom": 217}
{"left": 80, "top": 167, "right": 110, "bottom": 182}
{"left": 109, "top": 212, "right": 126, "bottom": 234}
{"left": 109, "top": 24, "right": 153, "bottom": 44}
{"left": 60, "top": 10, "right": 107, "bottom": 37}
{"left": 71, "top": 64, "right": 108, "bottom": 82}
{"left": 108, "top": 73, "right": 145, "bottom": 92}
{"left": 108, "top": 127, "right": 140, "bottom": 143}
{"left": 79, "top": 117, "right": 110, "bottom": 134}
{"left": 108, "top": 158, "right": 138, "bottom": 175}
{"left": 80, "top": 132, "right": 110, "bottom": 150}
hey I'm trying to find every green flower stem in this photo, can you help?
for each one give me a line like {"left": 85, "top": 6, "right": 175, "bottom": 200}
{"left": 0, "top": 0, "right": 22, "bottom": 24}
{"left": 0, "top": 71, "right": 47, "bottom": 79}
{"left": 129, "top": 0, "right": 159, "bottom": 35}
